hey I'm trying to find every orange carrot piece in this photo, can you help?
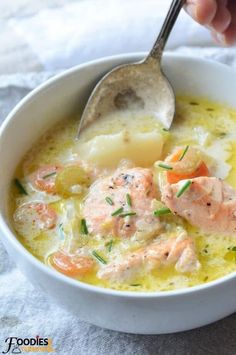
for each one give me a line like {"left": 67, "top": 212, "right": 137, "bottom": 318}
{"left": 166, "top": 148, "right": 209, "bottom": 184}
{"left": 50, "top": 251, "right": 94, "bottom": 277}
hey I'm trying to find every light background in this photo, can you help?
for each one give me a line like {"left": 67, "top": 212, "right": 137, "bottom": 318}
{"left": 0, "top": 0, "right": 212, "bottom": 74}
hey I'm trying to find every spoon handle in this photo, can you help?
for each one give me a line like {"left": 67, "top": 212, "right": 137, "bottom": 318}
{"left": 149, "top": 0, "right": 185, "bottom": 60}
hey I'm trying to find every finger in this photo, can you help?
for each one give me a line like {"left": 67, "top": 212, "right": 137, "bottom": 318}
{"left": 218, "top": 0, "right": 228, "bottom": 6}
{"left": 212, "top": 24, "right": 236, "bottom": 46}
{"left": 185, "top": 0, "right": 217, "bottom": 25}
{"left": 219, "top": 1, "right": 236, "bottom": 45}
{"left": 223, "top": 22, "right": 236, "bottom": 45}
{"left": 210, "top": 4, "right": 231, "bottom": 33}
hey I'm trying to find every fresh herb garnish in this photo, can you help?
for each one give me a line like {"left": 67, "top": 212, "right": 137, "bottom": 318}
{"left": 162, "top": 128, "right": 169, "bottom": 132}
{"left": 219, "top": 132, "right": 226, "bottom": 138}
{"left": 43, "top": 171, "right": 57, "bottom": 179}
{"left": 154, "top": 207, "right": 171, "bottom": 217}
{"left": 158, "top": 163, "right": 173, "bottom": 170}
{"left": 179, "top": 145, "right": 189, "bottom": 161}
{"left": 120, "top": 212, "right": 136, "bottom": 218}
{"left": 130, "top": 284, "right": 142, "bottom": 287}
{"left": 58, "top": 223, "right": 65, "bottom": 240}
{"left": 92, "top": 251, "right": 107, "bottom": 264}
{"left": 80, "top": 218, "right": 88, "bottom": 235}
{"left": 111, "top": 207, "right": 124, "bottom": 217}
{"left": 126, "top": 193, "right": 132, "bottom": 207}
{"left": 105, "top": 196, "right": 114, "bottom": 206}
{"left": 14, "top": 178, "right": 28, "bottom": 195}
{"left": 106, "top": 240, "right": 113, "bottom": 252}
{"left": 202, "top": 244, "right": 209, "bottom": 254}
{"left": 176, "top": 180, "right": 192, "bottom": 198}
{"left": 228, "top": 246, "right": 236, "bottom": 263}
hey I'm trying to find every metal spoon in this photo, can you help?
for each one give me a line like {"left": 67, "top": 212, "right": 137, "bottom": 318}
{"left": 77, "top": 0, "right": 184, "bottom": 137}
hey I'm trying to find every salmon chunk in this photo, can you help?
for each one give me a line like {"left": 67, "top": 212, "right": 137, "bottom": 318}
{"left": 162, "top": 176, "right": 236, "bottom": 235}
{"left": 30, "top": 165, "right": 61, "bottom": 194}
{"left": 83, "top": 168, "right": 160, "bottom": 239}
{"left": 98, "top": 233, "right": 200, "bottom": 282}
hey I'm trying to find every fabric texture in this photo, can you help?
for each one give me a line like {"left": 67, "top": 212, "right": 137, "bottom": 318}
{"left": 1, "top": 48, "right": 236, "bottom": 354}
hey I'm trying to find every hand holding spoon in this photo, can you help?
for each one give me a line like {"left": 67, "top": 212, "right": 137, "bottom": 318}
{"left": 78, "top": 0, "right": 184, "bottom": 137}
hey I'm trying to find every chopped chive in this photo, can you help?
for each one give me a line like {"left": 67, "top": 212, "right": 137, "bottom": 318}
{"left": 228, "top": 246, "right": 236, "bottom": 263}
{"left": 130, "top": 284, "right": 142, "bottom": 287}
{"left": 179, "top": 145, "right": 189, "bottom": 161}
{"left": 14, "top": 178, "right": 28, "bottom": 195}
{"left": 120, "top": 212, "right": 136, "bottom": 218}
{"left": 219, "top": 132, "right": 226, "bottom": 138}
{"left": 126, "top": 193, "right": 132, "bottom": 207}
{"left": 162, "top": 128, "right": 169, "bottom": 132}
{"left": 154, "top": 207, "right": 171, "bottom": 217}
{"left": 80, "top": 218, "right": 88, "bottom": 235}
{"left": 58, "top": 223, "right": 65, "bottom": 240}
{"left": 176, "top": 180, "right": 192, "bottom": 198}
{"left": 111, "top": 207, "right": 124, "bottom": 217}
{"left": 105, "top": 196, "right": 114, "bottom": 206}
{"left": 92, "top": 250, "right": 107, "bottom": 264}
{"left": 106, "top": 240, "right": 113, "bottom": 252}
{"left": 233, "top": 249, "right": 236, "bottom": 263}
{"left": 43, "top": 171, "right": 57, "bottom": 179}
{"left": 158, "top": 163, "right": 173, "bottom": 170}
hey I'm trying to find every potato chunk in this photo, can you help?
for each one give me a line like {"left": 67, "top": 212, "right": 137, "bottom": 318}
{"left": 78, "top": 130, "right": 163, "bottom": 168}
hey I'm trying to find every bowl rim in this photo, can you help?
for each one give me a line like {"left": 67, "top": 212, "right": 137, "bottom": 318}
{"left": 1, "top": 52, "right": 236, "bottom": 299}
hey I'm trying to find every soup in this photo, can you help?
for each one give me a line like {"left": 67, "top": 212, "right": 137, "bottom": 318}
{"left": 10, "top": 96, "right": 236, "bottom": 292}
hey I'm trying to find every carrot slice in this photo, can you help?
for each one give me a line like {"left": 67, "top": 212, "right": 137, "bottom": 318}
{"left": 50, "top": 251, "right": 94, "bottom": 277}
{"left": 166, "top": 148, "right": 209, "bottom": 184}
{"left": 167, "top": 162, "right": 209, "bottom": 184}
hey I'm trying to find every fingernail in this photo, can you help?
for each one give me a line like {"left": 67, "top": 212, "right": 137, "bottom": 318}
{"left": 185, "top": 4, "right": 197, "bottom": 19}
{"left": 213, "top": 32, "right": 227, "bottom": 45}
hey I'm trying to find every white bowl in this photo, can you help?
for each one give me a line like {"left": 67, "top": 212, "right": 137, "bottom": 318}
{"left": 1, "top": 53, "right": 236, "bottom": 334}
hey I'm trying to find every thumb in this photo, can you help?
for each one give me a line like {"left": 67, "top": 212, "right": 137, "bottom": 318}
{"left": 185, "top": 0, "right": 217, "bottom": 25}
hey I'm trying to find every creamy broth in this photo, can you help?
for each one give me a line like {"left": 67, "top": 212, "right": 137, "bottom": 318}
{"left": 10, "top": 96, "right": 236, "bottom": 292}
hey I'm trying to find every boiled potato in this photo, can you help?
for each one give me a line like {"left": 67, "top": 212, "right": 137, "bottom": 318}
{"left": 77, "top": 130, "right": 164, "bottom": 167}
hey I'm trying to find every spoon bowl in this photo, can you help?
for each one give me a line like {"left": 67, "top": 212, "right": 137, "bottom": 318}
{"left": 78, "top": 56, "right": 175, "bottom": 131}
{"left": 78, "top": 0, "right": 184, "bottom": 136}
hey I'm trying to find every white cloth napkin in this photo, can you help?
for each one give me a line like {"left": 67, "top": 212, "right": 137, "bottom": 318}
{"left": 9, "top": 0, "right": 214, "bottom": 71}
